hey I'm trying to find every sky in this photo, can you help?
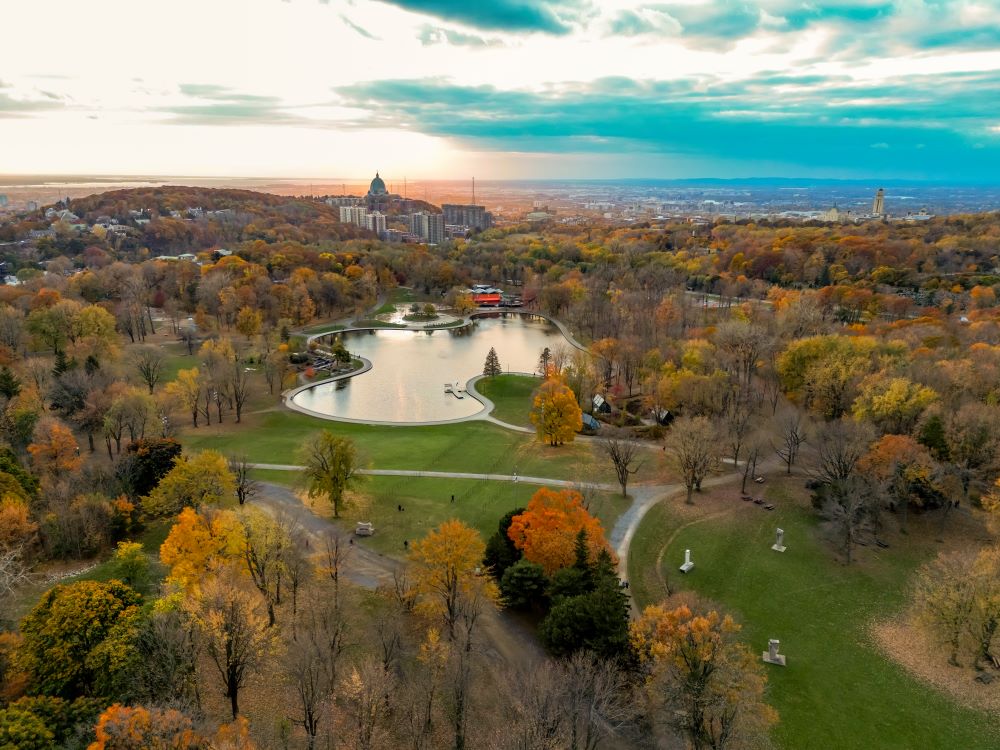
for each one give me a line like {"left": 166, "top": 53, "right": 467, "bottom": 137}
{"left": 1, "top": 0, "right": 999, "bottom": 181}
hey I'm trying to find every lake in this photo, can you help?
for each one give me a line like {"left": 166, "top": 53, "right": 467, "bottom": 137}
{"left": 290, "top": 313, "right": 570, "bottom": 423}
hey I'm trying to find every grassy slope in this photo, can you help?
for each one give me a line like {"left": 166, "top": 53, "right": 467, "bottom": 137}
{"left": 628, "top": 483, "right": 1000, "bottom": 750}
{"left": 477, "top": 373, "right": 539, "bottom": 427}
{"left": 252, "top": 470, "right": 629, "bottom": 558}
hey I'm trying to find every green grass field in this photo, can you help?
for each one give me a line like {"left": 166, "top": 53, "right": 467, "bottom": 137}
{"left": 628, "top": 483, "right": 1000, "bottom": 750}
{"left": 476, "top": 373, "right": 539, "bottom": 427}
{"left": 184, "top": 409, "right": 611, "bottom": 482}
{"left": 252, "top": 471, "right": 629, "bottom": 557}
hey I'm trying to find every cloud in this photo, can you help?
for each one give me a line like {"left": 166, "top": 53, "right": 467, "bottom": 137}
{"left": 334, "top": 73, "right": 1000, "bottom": 179}
{"left": 373, "top": 0, "right": 587, "bottom": 34}
{"left": 0, "top": 90, "right": 63, "bottom": 119}
{"left": 417, "top": 24, "right": 503, "bottom": 47}
{"left": 340, "top": 14, "right": 380, "bottom": 39}
{"left": 164, "top": 84, "right": 301, "bottom": 126}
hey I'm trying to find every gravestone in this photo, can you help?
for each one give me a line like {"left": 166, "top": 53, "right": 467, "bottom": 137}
{"left": 772, "top": 527, "right": 786, "bottom": 553}
{"left": 679, "top": 548, "right": 694, "bottom": 573}
{"left": 762, "top": 638, "right": 786, "bottom": 666}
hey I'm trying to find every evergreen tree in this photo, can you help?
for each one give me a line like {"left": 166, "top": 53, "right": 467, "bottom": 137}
{"left": 0, "top": 366, "right": 21, "bottom": 400}
{"left": 483, "top": 507, "right": 524, "bottom": 579}
{"left": 52, "top": 350, "right": 70, "bottom": 377}
{"left": 499, "top": 559, "right": 548, "bottom": 610}
{"left": 483, "top": 346, "right": 502, "bottom": 377}
{"left": 538, "top": 346, "right": 552, "bottom": 376}
{"left": 84, "top": 355, "right": 100, "bottom": 376}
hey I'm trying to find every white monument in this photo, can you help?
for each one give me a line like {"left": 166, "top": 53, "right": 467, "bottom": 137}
{"left": 762, "top": 639, "right": 786, "bottom": 666}
{"left": 772, "top": 528, "right": 786, "bottom": 553}
{"left": 679, "top": 548, "right": 694, "bottom": 573}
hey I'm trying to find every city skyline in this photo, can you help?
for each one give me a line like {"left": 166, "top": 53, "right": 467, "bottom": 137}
{"left": 1, "top": 0, "right": 999, "bottom": 181}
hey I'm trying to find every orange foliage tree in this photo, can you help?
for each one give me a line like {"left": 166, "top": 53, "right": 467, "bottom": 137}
{"left": 27, "top": 418, "right": 82, "bottom": 476}
{"left": 530, "top": 376, "right": 582, "bottom": 446}
{"left": 88, "top": 705, "right": 257, "bottom": 750}
{"left": 160, "top": 507, "right": 241, "bottom": 590}
{"left": 506, "top": 488, "right": 613, "bottom": 575}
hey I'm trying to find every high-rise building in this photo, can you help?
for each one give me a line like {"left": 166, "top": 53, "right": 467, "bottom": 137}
{"left": 426, "top": 213, "right": 445, "bottom": 244}
{"left": 339, "top": 205, "right": 369, "bottom": 229}
{"left": 442, "top": 204, "right": 493, "bottom": 231}
{"left": 872, "top": 188, "right": 885, "bottom": 216}
{"left": 367, "top": 211, "right": 386, "bottom": 236}
{"left": 409, "top": 211, "right": 429, "bottom": 238}
{"left": 0, "top": 195, "right": 8, "bottom": 208}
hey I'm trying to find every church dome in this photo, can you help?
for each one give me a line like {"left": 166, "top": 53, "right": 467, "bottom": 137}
{"left": 368, "top": 172, "right": 387, "bottom": 196}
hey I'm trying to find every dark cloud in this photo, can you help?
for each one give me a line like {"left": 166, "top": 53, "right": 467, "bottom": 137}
{"left": 334, "top": 74, "right": 1000, "bottom": 179}
{"left": 374, "top": 0, "right": 588, "bottom": 34}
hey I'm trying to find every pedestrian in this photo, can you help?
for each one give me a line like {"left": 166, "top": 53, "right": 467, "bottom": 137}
{"left": 349, "top": 537, "right": 354, "bottom": 545}
{"left": 397, "top": 503, "right": 402, "bottom": 512}
{"left": 403, "top": 539, "right": 409, "bottom": 550}
{"left": 451, "top": 494, "right": 455, "bottom": 503}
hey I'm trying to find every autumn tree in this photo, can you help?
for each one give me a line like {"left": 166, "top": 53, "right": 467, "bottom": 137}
{"left": 409, "top": 519, "right": 500, "bottom": 640}
{"left": 530, "top": 376, "right": 583, "bottom": 446}
{"left": 142, "top": 450, "right": 236, "bottom": 517}
{"left": 667, "top": 416, "right": 718, "bottom": 504}
{"left": 186, "top": 571, "right": 274, "bottom": 719}
{"left": 300, "top": 431, "right": 360, "bottom": 518}
{"left": 160, "top": 507, "right": 241, "bottom": 590}
{"left": 483, "top": 346, "right": 502, "bottom": 377}
{"left": 26, "top": 417, "right": 81, "bottom": 479}
{"left": 229, "top": 455, "right": 259, "bottom": 505}
{"left": 18, "top": 580, "right": 143, "bottom": 698}
{"left": 852, "top": 374, "right": 938, "bottom": 435}
{"left": 238, "top": 509, "right": 291, "bottom": 627}
{"left": 507, "top": 488, "right": 613, "bottom": 575}
{"left": 859, "top": 434, "right": 941, "bottom": 533}
{"left": 166, "top": 368, "right": 203, "bottom": 428}
{"left": 631, "top": 603, "right": 777, "bottom": 750}
{"left": 235, "top": 306, "right": 263, "bottom": 340}
{"left": 88, "top": 704, "right": 209, "bottom": 750}
{"left": 774, "top": 410, "right": 807, "bottom": 474}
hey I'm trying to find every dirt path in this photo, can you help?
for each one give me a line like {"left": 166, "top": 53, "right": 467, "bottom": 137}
{"left": 254, "top": 482, "right": 546, "bottom": 669}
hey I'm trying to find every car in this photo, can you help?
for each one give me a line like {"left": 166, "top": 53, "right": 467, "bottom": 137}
{"left": 754, "top": 476, "right": 765, "bottom": 483}
{"left": 355, "top": 521, "right": 375, "bottom": 536}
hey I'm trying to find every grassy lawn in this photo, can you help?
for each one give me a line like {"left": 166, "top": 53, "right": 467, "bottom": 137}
{"left": 477, "top": 373, "right": 539, "bottom": 427}
{"left": 251, "top": 471, "right": 629, "bottom": 558}
{"left": 628, "top": 481, "right": 1000, "bottom": 750}
{"left": 183, "top": 409, "right": 613, "bottom": 482}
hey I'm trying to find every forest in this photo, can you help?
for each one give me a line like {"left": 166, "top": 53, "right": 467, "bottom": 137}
{"left": 0, "top": 187, "right": 999, "bottom": 749}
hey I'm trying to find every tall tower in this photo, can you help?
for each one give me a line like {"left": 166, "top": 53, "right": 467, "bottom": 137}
{"left": 872, "top": 188, "right": 885, "bottom": 216}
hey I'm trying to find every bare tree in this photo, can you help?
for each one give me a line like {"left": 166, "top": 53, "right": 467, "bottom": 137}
{"left": 667, "top": 416, "right": 718, "bottom": 505}
{"left": 601, "top": 433, "right": 643, "bottom": 497}
{"left": 774, "top": 411, "right": 807, "bottom": 474}
{"left": 0, "top": 544, "right": 32, "bottom": 602}
{"left": 289, "top": 596, "right": 346, "bottom": 750}
{"left": 229, "top": 456, "right": 259, "bottom": 506}
{"left": 239, "top": 510, "right": 289, "bottom": 627}
{"left": 321, "top": 529, "right": 352, "bottom": 610}
{"left": 722, "top": 390, "right": 757, "bottom": 468}
{"left": 132, "top": 345, "right": 166, "bottom": 394}
{"left": 230, "top": 356, "right": 251, "bottom": 423}
{"left": 282, "top": 526, "right": 312, "bottom": 635}
{"left": 741, "top": 442, "right": 762, "bottom": 495}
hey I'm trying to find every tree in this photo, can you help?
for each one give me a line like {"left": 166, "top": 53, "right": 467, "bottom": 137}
{"left": 537, "top": 346, "right": 552, "bottom": 376}
{"left": 774, "top": 411, "right": 807, "bottom": 475}
{"left": 852, "top": 374, "right": 938, "bottom": 434}
{"left": 124, "top": 438, "right": 183, "bottom": 499}
{"left": 601, "top": 432, "right": 643, "bottom": 497}
{"left": 483, "top": 507, "right": 524, "bottom": 581}
{"left": 235, "top": 306, "right": 262, "bottom": 340}
{"left": 300, "top": 431, "right": 360, "bottom": 518}
{"left": 142, "top": 450, "right": 236, "bottom": 518}
{"left": 186, "top": 571, "right": 274, "bottom": 719}
{"left": 131, "top": 345, "right": 166, "bottom": 394}
{"left": 0, "top": 366, "right": 21, "bottom": 401}
{"left": 507, "top": 488, "right": 613, "bottom": 575}
{"left": 483, "top": 346, "right": 502, "bottom": 377}
{"left": 18, "top": 580, "right": 142, "bottom": 698}
{"left": 238, "top": 509, "right": 290, "bottom": 627}
{"left": 631, "top": 603, "right": 777, "bottom": 750}
{"left": 499, "top": 559, "right": 548, "bottom": 610}
{"left": 530, "top": 376, "right": 583, "bottom": 446}
{"left": 88, "top": 704, "right": 208, "bottom": 750}
{"left": 859, "top": 434, "right": 941, "bottom": 533}
{"left": 229, "top": 355, "right": 251, "bottom": 424}
{"left": 0, "top": 707, "right": 54, "bottom": 750}
{"left": 229, "top": 455, "right": 259, "bottom": 505}
{"left": 409, "top": 519, "right": 500, "bottom": 640}
{"left": 27, "top": 417, "right": 82, "bottom": 477}
{"left": 110, "top": 541, "right": 150, "bottom": 591}
{"left": 160, "top": 507, "right": 241, "bottom": 590}
{"left": 166, "top": 368, "right": 203, "bottom": 428}
{"left": 667, "top": 416, "right": 718, "bottom": 504}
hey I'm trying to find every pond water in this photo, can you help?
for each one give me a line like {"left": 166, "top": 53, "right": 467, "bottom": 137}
{"left": 291, "top": 314, "right": 570, "bottom": 423}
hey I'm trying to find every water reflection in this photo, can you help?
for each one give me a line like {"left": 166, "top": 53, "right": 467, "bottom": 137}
{"left": 292, "top": 315, "right": 566, "bottom": 423}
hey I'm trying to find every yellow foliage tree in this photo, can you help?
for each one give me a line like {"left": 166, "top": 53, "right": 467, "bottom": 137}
{"left": 142, "top": 450, "right": 236, "bottom": 518}
{"left": 631, "top": 603, "right": 777, "bottom": 749}
{"left": 409, "top": 519, "right": 500, "bottom": 640}
{"left": 530, "top": 376, "right": 582, "bottom": 446}
{"left": 160, "top": 507, "right": 241, "bottom": 590}
{"left": 165, "top": 368, "right": 203, "bottom": 428}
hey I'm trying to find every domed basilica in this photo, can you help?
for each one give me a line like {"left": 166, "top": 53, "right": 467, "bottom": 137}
{"left": 366, "top": 172, "right": 392, "bottom": 210}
